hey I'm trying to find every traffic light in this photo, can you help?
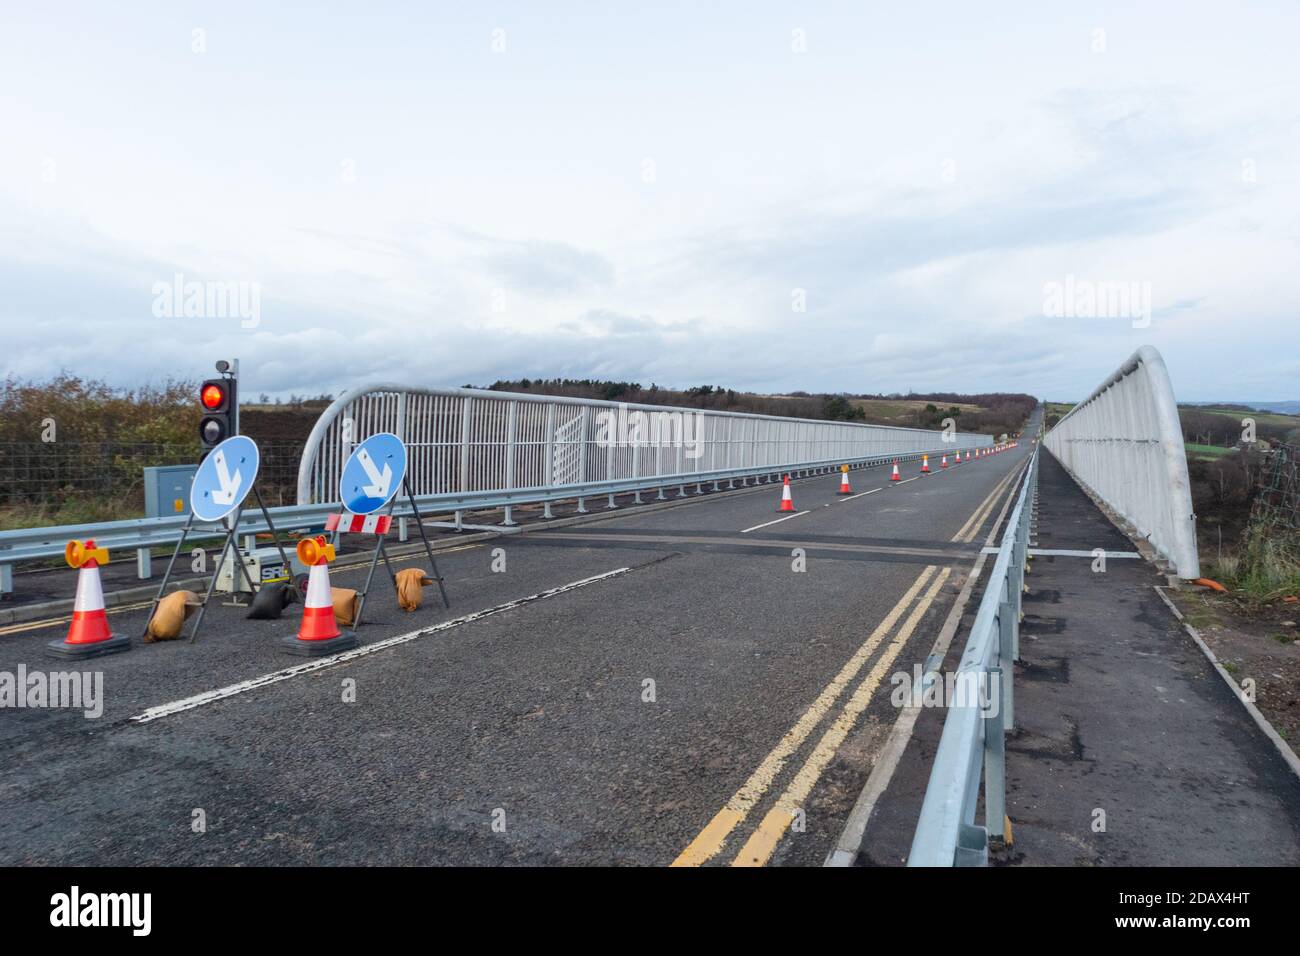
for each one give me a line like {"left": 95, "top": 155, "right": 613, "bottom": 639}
{"left": 198, "top": 375, "right": 237, "bottom": 455}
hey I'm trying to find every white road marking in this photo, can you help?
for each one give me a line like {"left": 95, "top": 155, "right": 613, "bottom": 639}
{"left": 740, "top": 511, "right": 810, "bottom": 533}
{"left": 834, "top": 488, "right": 883, "bottom": 503}
{"left": 129, "top": 567, "right": 633, "bottom": 724}
{"left": 892, "top": 475, "right": 921, "bottom": 486}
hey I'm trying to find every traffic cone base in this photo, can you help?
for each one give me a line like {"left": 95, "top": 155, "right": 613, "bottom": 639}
{"left": 47, "top": 630, "right": 130, "bottom": 659}
{"left": 281, "top": 629, "right": 358, "bottom": 656}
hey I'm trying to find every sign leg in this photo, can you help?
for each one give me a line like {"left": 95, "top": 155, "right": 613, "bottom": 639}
{"left": 404, "top": 477, "right": 449, "bottom": 609}
{"left": 140, "top": 515, "right": 195, "bottom": 639}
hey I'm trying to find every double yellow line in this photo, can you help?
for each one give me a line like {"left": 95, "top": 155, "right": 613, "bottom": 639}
{"left": 672, "top": 467, "right": 1020, "bottom": 867}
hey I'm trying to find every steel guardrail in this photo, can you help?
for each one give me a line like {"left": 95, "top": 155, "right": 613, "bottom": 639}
{"left": 0, "top": 447, "right": 985, "bottom": 595}
{"left": 1042, "top": 345, "right": 1200, "bottom": 578}
{"left": 908, "top": 446, "right": 1037, "bottom": 866}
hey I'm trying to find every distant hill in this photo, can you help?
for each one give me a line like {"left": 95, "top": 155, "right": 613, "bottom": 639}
{"left": 1187, "top": 401, "right": 1300, "bottom": 416}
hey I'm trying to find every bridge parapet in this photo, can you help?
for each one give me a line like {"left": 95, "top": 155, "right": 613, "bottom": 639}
{"left": 1043, "top": 345, "right": 1199, "bottom": 578}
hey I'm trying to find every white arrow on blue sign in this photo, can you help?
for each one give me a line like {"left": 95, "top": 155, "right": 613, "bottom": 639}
{"left": 191, "top": 435, "right": 260, "bottom": 522}
{"left": 339, "top": 433, "right": 407, "bottom": 515}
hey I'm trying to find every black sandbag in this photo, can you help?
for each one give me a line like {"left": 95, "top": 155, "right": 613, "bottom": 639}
{"left": 246, "top": 583, "right": 299, "bottom": 620}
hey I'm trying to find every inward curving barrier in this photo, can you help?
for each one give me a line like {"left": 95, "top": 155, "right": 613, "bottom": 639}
{"left": 1042, "top": 346, "right": 1200, "bottom": 579}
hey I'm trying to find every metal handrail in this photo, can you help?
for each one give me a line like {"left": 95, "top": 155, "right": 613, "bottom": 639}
{"left": 908, "top": 446, "right": 1038, "bottom": 866}
{"left": 296, "top": 384, "right": 994, "bottom": 505}
{"left": 1043, "top": 345, "right": 1199, "bottom": 578}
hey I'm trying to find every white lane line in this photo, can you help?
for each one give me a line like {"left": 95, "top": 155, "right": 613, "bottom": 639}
{"left": 834, "top": 488, "right": 883, "bottom": 503}
{"left": 129, "top": 567, "right": 633, "bottom": 724}
{"left": 892, "top": 475, "right": 921, "bottom": 486}
{"left": 740, "top": 511, "right": 810, "bottom": 534}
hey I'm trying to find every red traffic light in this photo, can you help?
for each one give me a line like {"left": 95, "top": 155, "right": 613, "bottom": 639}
{"left": 201, "top": 383, "right": 226, "bottom": 410}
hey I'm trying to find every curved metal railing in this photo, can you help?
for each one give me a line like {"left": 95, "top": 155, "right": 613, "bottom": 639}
{"left": 296, "top": 384, "right": 994, "bottom": 505}
{"left": 1042, "top": 345, "right": 1200, "bottom": 578}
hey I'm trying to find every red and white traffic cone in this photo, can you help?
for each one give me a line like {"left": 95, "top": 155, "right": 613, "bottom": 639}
{"left": 283, "top": 536, "right": 358, "bottom": 656}
{"left": 920, "top": 454, "right": 930, "bottom": 474}
{"left": 837, "top": 468, "right": 852, "bottom": 495}
{"left": 48, "top": 540, "right": 130, "bottom": 658}
{"left": 890, "top": 461, "right": 901, "bottom": 482}
{"left": 778, "top": 475, "right": 796, "bottom": 512}
{"left": 965, "top": 451, "right": 971, "bottom": 463}
{"left": 941, "top": 454, "right": 949, "bottom": 469}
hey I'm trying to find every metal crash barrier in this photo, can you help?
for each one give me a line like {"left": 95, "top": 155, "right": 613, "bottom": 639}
{"left": 908, "top": 447, "right": 1037, "bottom": 866}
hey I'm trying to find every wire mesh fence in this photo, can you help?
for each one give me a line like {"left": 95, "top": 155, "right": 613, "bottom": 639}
{"left": 0, "top": 441, "right": 305, "bottom": 511}
{"left": 1250, "top": 441, "right": 1299, "bottom": 536}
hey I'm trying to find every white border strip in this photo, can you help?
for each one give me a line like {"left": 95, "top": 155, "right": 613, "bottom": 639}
{"left": 130, "top": 567, "right": 632, "bottom": 724}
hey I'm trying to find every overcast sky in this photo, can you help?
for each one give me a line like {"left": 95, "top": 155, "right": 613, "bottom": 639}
{"left": 2, "top": 2, "right": 1297, "bottom": 403}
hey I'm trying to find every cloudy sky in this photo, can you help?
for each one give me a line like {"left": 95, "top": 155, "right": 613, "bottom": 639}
{"left": 2, "top": 2, "right": 1297, "bottom": 402}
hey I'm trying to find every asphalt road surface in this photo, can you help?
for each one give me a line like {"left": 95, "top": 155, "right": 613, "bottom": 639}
{"left": 0, "top": 431, "right": 1034, "bottom": 866}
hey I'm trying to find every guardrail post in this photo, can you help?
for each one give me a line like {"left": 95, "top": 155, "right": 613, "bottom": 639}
{"left": 0, "top": 562, "right": 12, "bottom": 597}
{"left": 398, "top": 517, "right": 409, "bottom": 542}
{"left": 955, "top": 823, "right": 988, "bottom": 866}
{"left": 998, "top": 598, "right": 1015, "bottom": 730}
{"left": 982, "top": 664, "right": 1007, "bottom": 850}
{"left": 136, "top": 547, "right": 152, "bottom": 580}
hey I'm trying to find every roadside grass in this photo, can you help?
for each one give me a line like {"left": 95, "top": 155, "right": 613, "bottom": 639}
{"left": 1204, "top": 531, "right": 1300, "bottom": 604}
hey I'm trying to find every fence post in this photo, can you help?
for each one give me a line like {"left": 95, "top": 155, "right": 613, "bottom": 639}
{"left": 456, "top": 397, "right": 472, "bottom": 532}
{"left": 503, "top": 401, "right": 518, "bottom": 527}
{"left": 543, "top": 403, "right": 556, "bottom": 519}
{"left": 575, "top": 406, "right": 589, "bottom": 514}
{"left": 136, "top": 547, "right": 152, "bottom": 580}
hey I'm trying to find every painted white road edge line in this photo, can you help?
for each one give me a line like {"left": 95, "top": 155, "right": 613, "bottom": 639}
{"left": 740, "top": 511, "right": 810, "bottom": 534}
{"left": 130, "top": 566, "right": 633, "bottom": 724}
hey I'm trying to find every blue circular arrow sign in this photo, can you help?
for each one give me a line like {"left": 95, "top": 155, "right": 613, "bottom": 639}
{"left": 190, "top": 435, "right": 260, "bottom": 523}
{"left": 339, "top": 433, "right": 407, "bottom": 515}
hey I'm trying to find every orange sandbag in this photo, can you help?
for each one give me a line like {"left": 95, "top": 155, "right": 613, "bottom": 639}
{"left": 331, "top": 587, "right": 359, "bottom": 627}
{"left": 145, "top": 590, "right": 201, "bottom": 642}
{"left": 395, "top": 567, "right": 434, "bottom": 612}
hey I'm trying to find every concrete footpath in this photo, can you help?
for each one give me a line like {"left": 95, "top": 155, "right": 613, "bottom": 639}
{"left": 857, "top": 451, "right": 1300, "bottom": 866}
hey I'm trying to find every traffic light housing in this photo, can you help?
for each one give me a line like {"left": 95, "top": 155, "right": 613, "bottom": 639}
{"left": 198, "top": 376, "right": 236, "bottom": 455}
